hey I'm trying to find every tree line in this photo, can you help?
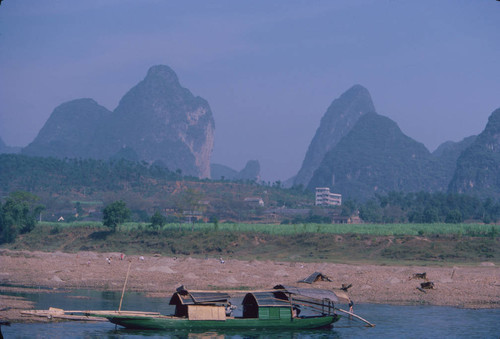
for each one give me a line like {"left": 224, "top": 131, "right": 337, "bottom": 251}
{"left": 346, "top": 191, "right": 500, "bottom": 224}
{"left": 0, "top": 191, "right": 44, "bottom": 243}
{"left": 2, "top": 189, "right": 500, "bottom": 245}
{"left": 0, "top": 154, "right": 182, "bottom": 194}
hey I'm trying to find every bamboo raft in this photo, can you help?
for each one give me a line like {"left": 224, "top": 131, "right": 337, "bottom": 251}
{"left": 21, "top": 307, "right": 107, "bottom": 322}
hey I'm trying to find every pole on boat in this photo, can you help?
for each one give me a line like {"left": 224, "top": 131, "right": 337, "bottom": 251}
{"left": 270, "top": 296, "right": 375, "bottom": 327}
{"left": 118, "top": 261, "right": 132, "bottom": 312}
{"left": 335, "top": 307, "right": 375, "bottom": 327}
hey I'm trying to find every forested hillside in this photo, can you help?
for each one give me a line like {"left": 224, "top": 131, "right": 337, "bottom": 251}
{"left": 0, "top": 154, "right": 311, "bottom": 223}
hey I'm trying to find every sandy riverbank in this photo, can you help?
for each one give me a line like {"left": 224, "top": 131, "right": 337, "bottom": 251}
{"left": 0, "top": 249, "right": 499, "bottom": 323}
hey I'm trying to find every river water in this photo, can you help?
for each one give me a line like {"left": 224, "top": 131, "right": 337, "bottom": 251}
{"left": 2, "top": 289, "right": 499, "bottom": 338}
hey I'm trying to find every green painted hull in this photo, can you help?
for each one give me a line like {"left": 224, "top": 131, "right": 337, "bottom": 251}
{"left": 93, "top": 314, "right": 340, "bottom": 330}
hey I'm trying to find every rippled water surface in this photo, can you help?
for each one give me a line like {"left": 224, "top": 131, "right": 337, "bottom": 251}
{"left": 2, "top": 289, "right": 499, "bottom": 338}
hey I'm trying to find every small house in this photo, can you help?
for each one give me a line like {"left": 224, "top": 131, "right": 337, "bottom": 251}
{"left": 244, "top": 197, "right": 264, "bottom": 207}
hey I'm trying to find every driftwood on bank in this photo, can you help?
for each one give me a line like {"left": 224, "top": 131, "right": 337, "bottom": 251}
{"left": 409, "top": 272, "right": 428, "bottom": 281}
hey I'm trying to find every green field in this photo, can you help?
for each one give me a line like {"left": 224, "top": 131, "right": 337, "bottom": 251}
{"left": 9, "top": 221, "right": 499, "bottom": 265}
{"left": 40, "top": 221, "right": 500, "bottom": 237}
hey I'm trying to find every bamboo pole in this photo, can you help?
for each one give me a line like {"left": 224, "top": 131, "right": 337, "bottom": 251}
{"left": 287, "top": 299, "right": 329, "bottom": 314}
{"left": 118, "top": 261, "right": 132, "bottom": 312}
{"left": 335, "top": 308, "right": 375, "bottom": 327}
{"left": 186, "top": 289, "right": 278, "bottom": 294}
{"left": 272, "top": 297, "right": 375, "bottom": 328}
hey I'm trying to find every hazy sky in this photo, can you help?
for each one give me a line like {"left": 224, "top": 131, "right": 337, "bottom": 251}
{"left": 1, "top": 1, "right": 499, "bottom": 181}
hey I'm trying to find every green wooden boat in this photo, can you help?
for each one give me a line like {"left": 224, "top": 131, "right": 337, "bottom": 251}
{"left": 88, "top": 311, "right": 339, "bottom": 330}
{"left": 87, "top": 286, "right": 342, "bottom": 330}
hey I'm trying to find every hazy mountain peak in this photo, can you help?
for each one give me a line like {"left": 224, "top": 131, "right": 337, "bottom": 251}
{"left": 307, "top": 112, "right": 439, "bottom": 200}
{"left": 22, "top": 98, "right": 112, "bottom": 158}
{"left": 110, "top": 65, "right": 215, "bottom": 178}
{"left": 449, "top": 107, "right": 500, "bottom": 198}
{"left": 239, "top": 160, "right": 261, "bottom": 181}
{"left": 145, "top": 65, "right": 181, "bottom": 87}
{"left": 341, "top": 84, "right": 371, "bottom": 99}
{"left": 484, "top": 107, "right": 500, "bottom": 133}
{"left": 294, "top": 84, "right": 375, "bottom": 187}
{"left": 211, "top": 160, "right": 261, "bottom": 181}
{"left": 21, "top": 65, "right": 215, "bottom": 178}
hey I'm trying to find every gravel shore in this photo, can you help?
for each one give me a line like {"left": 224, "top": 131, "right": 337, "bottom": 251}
{"left": 1, "top": 249, "right": 498, "bottom": 323}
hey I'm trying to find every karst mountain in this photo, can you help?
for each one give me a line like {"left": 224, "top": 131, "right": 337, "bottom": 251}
{"left": 294, "top": 85, "right": 375, "bottom": 188}
{"left": 23, "top": 65, "right": 215, "bottom": 178}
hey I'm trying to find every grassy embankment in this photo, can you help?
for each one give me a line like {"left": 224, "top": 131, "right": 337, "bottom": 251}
{"left": 5, "top": 222, "right": 499, "bottom": 265}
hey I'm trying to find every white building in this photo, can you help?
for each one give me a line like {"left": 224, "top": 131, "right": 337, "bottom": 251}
{"left": 244, "top": 197, "right": 265, "bottom": 207}
{"left": 315, "top": 187, "right": 342, "bottom": 206}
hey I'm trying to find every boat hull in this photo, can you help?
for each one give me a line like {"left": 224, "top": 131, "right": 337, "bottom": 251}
{"left": 99, "top": 314, "right": 340, "bottom": 330}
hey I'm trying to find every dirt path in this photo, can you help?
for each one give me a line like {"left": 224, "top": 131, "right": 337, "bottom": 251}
{"left": 1, "top": 249, "right": 499, "bottom": 323}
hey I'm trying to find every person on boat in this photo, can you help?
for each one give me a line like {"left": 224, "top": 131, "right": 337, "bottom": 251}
{"left": 225, "top": 302, "right": 233, "bottom": 316}
{"left": 292, "top": 306, "right": 301, "bottom": 318}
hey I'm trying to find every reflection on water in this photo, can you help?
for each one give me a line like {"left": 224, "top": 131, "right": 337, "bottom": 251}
{"left": 2, "top": 289, "right": 499, "bottom": 338}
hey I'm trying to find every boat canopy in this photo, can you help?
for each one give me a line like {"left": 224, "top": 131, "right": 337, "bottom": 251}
{"left": 242, "top": 292, "right": 290, "bottom": 307}
{"left": 273, "top": 284, "right": 339, "bottom": 303}
{"left": 170, "top": 287, "right": 230, "bottom": 306}
{"left": 169, "top": 284, "right": 349, "bottom": 307}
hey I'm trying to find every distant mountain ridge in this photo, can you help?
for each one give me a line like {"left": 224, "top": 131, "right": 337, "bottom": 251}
{"left": 296, "top": 84, "right": 500, "bottom": 201}
{"left": 211, "top": 160, "right": 261, "bottom": 181}
{"left": 22, "top": 65, "right": 215, "bottom": 178}
{"left": 13, "top": 68, "right": 500, "bottom": 200}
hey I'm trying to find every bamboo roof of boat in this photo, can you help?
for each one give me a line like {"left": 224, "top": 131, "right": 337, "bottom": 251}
{"left": 172, "top": 284, "right": 350, "bottom": 305}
